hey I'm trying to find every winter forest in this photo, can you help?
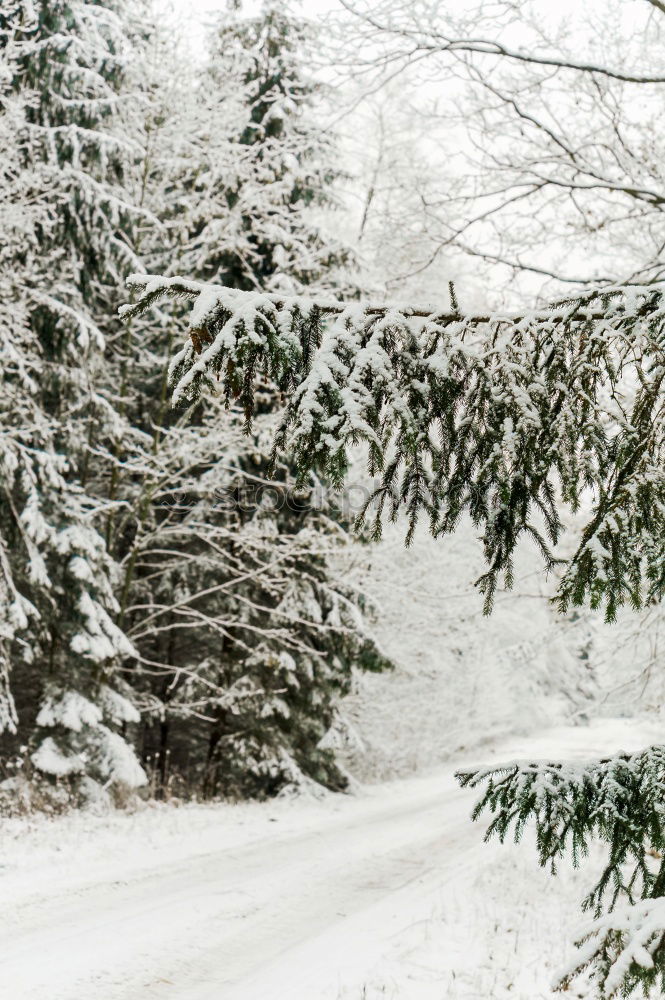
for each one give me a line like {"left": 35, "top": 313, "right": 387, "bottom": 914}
{"left": 1, "top": 0, "right": 664, "bottom": 997}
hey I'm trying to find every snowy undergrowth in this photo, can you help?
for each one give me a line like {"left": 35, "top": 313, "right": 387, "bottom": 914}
{"left": 0, "top": 790, "right": 341, "bottom": 914}
{"left": 340, "top": 839, "right": 598, "bottom": 1000}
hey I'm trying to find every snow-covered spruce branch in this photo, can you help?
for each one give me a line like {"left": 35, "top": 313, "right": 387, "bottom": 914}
{"left": 558, "top": 896, "right": 665, "bottom": 998}
{"left": 457, "top": 746, "right": 665, "bottom": 995}
{"left": 120, "top": 274, "right": 665, "bottom": 620}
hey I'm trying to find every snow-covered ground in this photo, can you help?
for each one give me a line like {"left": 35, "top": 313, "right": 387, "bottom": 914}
{"left": 1, "top": 716, "right": 662, "bottom": 1000}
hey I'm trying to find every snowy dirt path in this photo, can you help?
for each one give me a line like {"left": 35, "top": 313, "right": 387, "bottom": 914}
{"left": 1, "top": 718, "right": 661, "bottom": 1000}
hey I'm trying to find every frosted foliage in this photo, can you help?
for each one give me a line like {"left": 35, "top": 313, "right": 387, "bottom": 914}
{"left": 33, "top": 687, "right": 145, "bottom": 788}
{"left": 37, "top": 691, "right": 103, "bottom": 733}
{"left": 558, "top": 898, "right": 665, "bottom": 997}
{"left": 71, "top": 593, "right": 137, "bottom": 662}
{"left": 92, "top": 728, "right": 147, "bottom": 789}
{"left": 99, "top": 686, "right": 140, "bottom": 726}
{"left": 458, "top": 737, "right": 665, "bottom": 996}
{"left": 31, "top": 738, "right": 86, "bottom": 778}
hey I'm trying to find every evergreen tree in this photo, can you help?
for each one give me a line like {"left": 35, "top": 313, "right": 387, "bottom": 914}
{"left": 0, "top": 0, "right": 388, "bottom": 805}
{"left": 0, "top": 0, "right": 147, "bottom": 801}
{"left": 180, "top": 0, "right": 351, "bottom": 295}
{"left": 0, "top": 0, "right": 49, "bottom": 742}
{"left": 109, "top": 1, "right": 390, "bottom": 798}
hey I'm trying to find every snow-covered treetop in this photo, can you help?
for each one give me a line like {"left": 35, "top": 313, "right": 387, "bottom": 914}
{"left": 121, "top": 274, "right": 665, "bottom": 621}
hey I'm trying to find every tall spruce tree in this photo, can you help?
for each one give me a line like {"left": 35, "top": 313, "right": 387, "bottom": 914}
{"left": 0, "top": 0, "right": 147, "bottom": 802}
{"left": 0, "top": 0, "right": 51, "bottom": 744}
{"left": 180, "top": 0, "right": 350, "bottom": 295}
{"left": 109, "top": 1, "right": 391, "bottom": 799}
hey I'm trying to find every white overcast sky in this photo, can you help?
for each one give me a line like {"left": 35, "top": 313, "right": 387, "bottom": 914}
{"left": 157, "top": 0, "right": 609, "bottom": 65}
{"left": 158, "top": 0, "right": 341, "bottom": 53}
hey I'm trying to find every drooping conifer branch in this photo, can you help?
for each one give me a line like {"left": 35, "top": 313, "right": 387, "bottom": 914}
{"left": 457, "top": 746, "right": 665, "bottom": 912}
{"left": 121, "top": 274, "right": 665, "bottom": 620}
{"left": 457, "top": 744, "right": 665, "bottom": 995}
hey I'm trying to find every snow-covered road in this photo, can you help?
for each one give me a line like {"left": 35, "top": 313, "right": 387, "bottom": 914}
{"left": 1, "top": 718, "right": 661, "bottom": 1000}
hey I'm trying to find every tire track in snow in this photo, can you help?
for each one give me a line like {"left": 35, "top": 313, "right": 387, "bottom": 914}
{"left": 0, "top": 782, "right": 476, "bottom": 1000}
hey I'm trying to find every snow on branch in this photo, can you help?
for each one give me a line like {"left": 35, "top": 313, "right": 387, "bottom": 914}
{"left": 556, "top": 897, "right": 665, "bottom": 997}
{"left": 120, "top": 274, "right": 665, "bottom": 619}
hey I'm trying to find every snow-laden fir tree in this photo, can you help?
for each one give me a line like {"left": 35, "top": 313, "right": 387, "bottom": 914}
{"left": 0, "top": 0, "right": 147, "bottom": 801}
{"left": 108, "top": 0, "right": 391, "bottom": 798}
{"left": 0, "top": 1, "right": 48, "bottom": 744}
{"left": 179, "top": 0, "right": 351, "bottom": 295}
